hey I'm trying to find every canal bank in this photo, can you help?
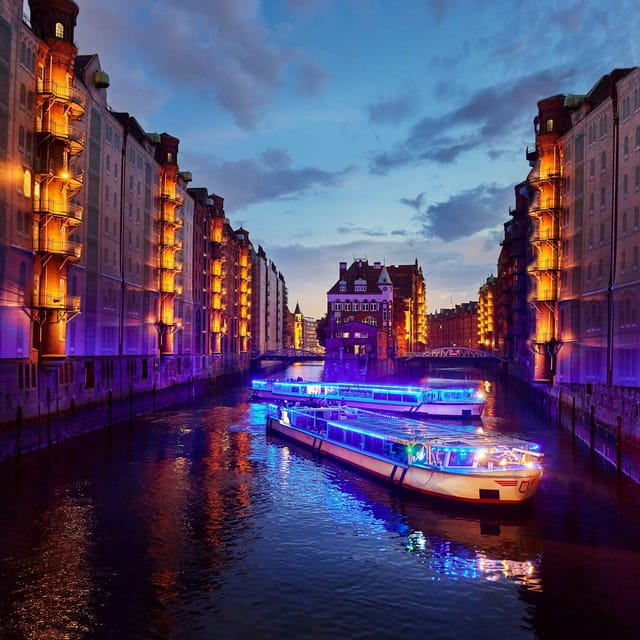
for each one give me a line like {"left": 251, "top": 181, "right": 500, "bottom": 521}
{"left": 511, "top": 375, "right": 640, "bottom": 483}
{"left": 0, "top": 368, "right": 249, "bottom": 463}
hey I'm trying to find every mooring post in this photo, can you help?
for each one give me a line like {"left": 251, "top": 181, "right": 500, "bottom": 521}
{"left": 616, "top": 416, "right": 623, "bottom": 475}
{"left": 15, "top": 405, "right": 22, "bottom": 457}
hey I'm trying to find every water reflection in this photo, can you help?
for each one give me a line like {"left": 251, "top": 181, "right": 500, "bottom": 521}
{"left": 260, "top": 398, "right": 543, "bottom": 592}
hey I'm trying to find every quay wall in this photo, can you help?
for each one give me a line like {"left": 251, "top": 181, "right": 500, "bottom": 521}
{"left": 510, "top": 375, "right": 640, "bottom": 483}
{"left": 0, "top": 358, "right": 250, "bottom": 463}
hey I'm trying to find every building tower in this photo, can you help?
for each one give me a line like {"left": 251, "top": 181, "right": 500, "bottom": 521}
{"left": 526, "top": 95, "right": 572, "bottom": 381}
{"left": 154, "top": 133, "right": 184, "bottom": 356}
{"left": 29, "top": 0, "right": 85, "bottom": 358}
{"left": 293, "top": 302, "right": 303, "bottom": 349}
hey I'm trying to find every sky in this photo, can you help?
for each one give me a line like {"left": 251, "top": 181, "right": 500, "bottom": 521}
{"left": 35, "top": 0, "right": 640, "bottom": 318}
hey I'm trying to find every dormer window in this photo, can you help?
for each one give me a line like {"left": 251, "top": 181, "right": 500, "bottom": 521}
{"left": 339, "top": 281, "right": 346, "bottom": 292}
{"left": 355, "top": 279, "right": 366, "bottom": 292}
{"left": 55, "top": 22, "right": 64, "bottom": 39}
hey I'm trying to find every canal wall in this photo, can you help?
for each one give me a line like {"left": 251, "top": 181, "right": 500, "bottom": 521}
{"left": 0, "top": 368, "right": 248, "bottom": 463}
{"left": 511, "top": 376, "right": 640, "bottom": 483}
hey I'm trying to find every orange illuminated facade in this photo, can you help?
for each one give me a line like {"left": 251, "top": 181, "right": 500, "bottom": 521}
{"left": 31, "top": 0, "right": 84, "bottom": 358}
{"left": 0, "top": 1, "right": 289, "bottom": 425}
{"left": 478, "top": 275, "right": 496, "bottom": 352}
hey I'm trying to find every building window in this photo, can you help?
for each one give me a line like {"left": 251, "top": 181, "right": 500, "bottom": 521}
{"left": 624, "top": 174, "right": 629, "bottom": 196}
{"left": 546, "top": 119, "right": 553, "bottom": 132}
{"left": 23, "top": 168, "right": 31, "bottom": 197}
{"left": 55, "top": 22, "right": 64, "bottom": 39}
{"left": 600, "top": 187, "right": 606, "bottom": 209}
{"left": 623, "top": 211, "right": 628, "bottom": 234}
{"left": 636, "top": 126, "right": 640, "bottom": 149}
{"left": 624, "top": 136, "right": 630, "bottom": 157}
{"left": 599, "top": 223, "right": 605, "bottom": 245}
{"left": 635, "top": 206, "right": 640, "bottom": 229}
{"left": 601, "top": 152, "right": 606, "bottom": 173}
{"left": 589, "top": 158, "right": 594, "bottom": 179}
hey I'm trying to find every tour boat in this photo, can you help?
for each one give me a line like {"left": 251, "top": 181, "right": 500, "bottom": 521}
{"left": 266, "top": 404, "right": 543, "bottom": 505}
{"left": 251, "top": 378, "right": 485, "bottom": 418}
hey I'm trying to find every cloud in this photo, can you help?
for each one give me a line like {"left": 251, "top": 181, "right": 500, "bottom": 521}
{"left": 74, "top": 0, "right": 326, "bottom": 129}
{"left": 368, "top": 91, "right": 416, "bottom": 124}
{"left": 184, "top": 151, "right": 354, "bottom": 210}
{"left": 416, "top": 183, "right": 513, "bottom": 242}
{"left": 369, "top": 67, "right": 574, "bottom": 174}
{"left": 399, "top": 192, "right": 426, "bottom": 211}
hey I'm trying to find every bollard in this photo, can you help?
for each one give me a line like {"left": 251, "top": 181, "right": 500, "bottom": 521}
{"left": 15, "top": 405, "right": 22, "bottom": 457}
{"left": 616, "top": 416, "right": 623, "bottom": 475}
{"left": 46, "top": 387, "right": 52, "bottom": 446}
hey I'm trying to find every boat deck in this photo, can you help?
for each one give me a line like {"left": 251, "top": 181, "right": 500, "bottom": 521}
{"left": 281, "top": 405, "right": 538, "bottom": 451}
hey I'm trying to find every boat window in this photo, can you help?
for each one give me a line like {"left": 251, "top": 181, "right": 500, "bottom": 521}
{"left": 448, "top": 450, "right": 475, "bottom": 467}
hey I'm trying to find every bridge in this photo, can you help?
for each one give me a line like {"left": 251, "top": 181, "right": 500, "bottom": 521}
{"left": 398, "top": 347, "right": 506, "bottom": 362}
{"left": 251, "top": 348, "right": 325, "bottom": 362}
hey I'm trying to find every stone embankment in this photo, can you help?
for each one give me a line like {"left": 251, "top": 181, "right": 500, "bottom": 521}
{"left": 0, "top": 371, "right": 247, "bottom": 463}
{"left": 516, "top": 377, "right": 640, "bottom": 483}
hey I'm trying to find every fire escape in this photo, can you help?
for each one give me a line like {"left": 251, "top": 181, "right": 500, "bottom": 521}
{"left": 33, "top": 66, "right": 85, "bottom": 357}
{"left": 527, "top": 150, "right": 562, "bottom": 381}
{"left": 157, "top": 168, "right": 184, "bottom": 355}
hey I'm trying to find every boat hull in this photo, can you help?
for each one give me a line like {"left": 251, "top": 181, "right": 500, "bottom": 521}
{"left": 266, "top": 416, "right": 542, "bottom": 505}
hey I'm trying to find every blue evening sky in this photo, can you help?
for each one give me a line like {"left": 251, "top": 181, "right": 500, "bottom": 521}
{"left": 41, "top": 1, "right": 640, "bottom": 318}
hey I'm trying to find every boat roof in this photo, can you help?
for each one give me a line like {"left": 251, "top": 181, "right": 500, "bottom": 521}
{"left": 283, "top": 405, "right": 539, "bottom": 451}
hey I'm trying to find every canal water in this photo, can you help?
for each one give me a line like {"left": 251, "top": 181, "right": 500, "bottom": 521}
{"left": 1, "top": 363, "right": 640, "bottom": 640}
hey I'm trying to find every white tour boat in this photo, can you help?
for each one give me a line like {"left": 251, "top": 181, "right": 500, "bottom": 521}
{"left": 251, "top": 378, "right": 485, "bottom": 418}
{"left": 266, "top": 404, "right": 543, "bottom": 505}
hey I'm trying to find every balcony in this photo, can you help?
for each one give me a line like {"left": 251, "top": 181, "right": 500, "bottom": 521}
{"left": 160, "top": 190, "right": 185, "bottom": 207}
{"left": 34, "top": 236, "right": 82, "bottom": 260}
{"left": 33, "top": 199, "right": 83, "bottom": 224}
{"left": 529, "top": 170, "right": 561, "bottom": 185}
{"left": 529, "top": 257, "right": 559, "bottom": 272}
{"left": 36, "top": 120, "right": 85, "bottom": 154}
{"left": 159, "top": 210, "right": 184, "bottom": 229}
{"left": 530, "top": 228, "right": 559, "bottom": 243}
{"left": 37, "top": 79, "right": 86, "bottom": 118}
{"left": 33, "top": 292, "right": 81, "bottom": 312}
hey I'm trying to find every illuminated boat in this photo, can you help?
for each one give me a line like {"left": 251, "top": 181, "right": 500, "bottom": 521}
{"left": 266, "top": 404, "right": 543, "bottom": 505}
{"left": 251, "top": 378, "right": 485, "bottom": 418}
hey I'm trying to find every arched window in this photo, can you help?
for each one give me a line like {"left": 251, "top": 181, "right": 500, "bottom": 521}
{"left": 601, "top": 151, "right": 606, "bottom": 172}
{"left": 624, "top": 136, "right": 629, "bottom": 156}
{"left": 589, "top": 158, "right": 595, "bottom": 178}
{"left": 23, "top": 168, "right": 31, "bottom": 197}
{"left": 624, "top": 174, "right": 629, "bottom": 196}
{"left": 55, "top": 22, "right": 64, "bottom": 39}
{"left": 19, "top": 84, "right": 26, "bottom": 107}
{"left": 599, "top": 223, "right": 605, "bottom": 244}
{"left": 623, "top": 211, "right": 628, "bottom": 233}
{"left": 634, "top": 246, "right": 639, "bottom": 270}
{"left": 20, "top": 42, "right": 26, "bottom": 66}
{"left": 636, "top": 126, "right": 640, "bottom": 148}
